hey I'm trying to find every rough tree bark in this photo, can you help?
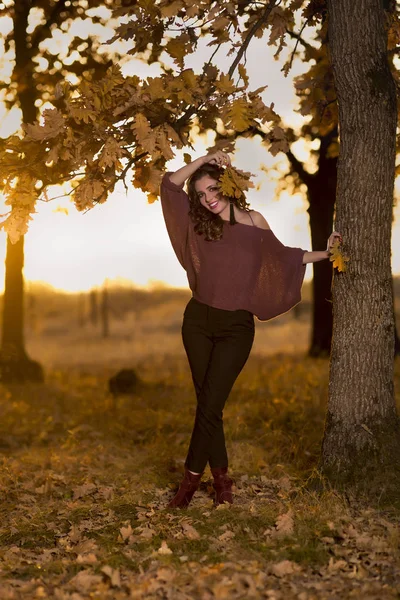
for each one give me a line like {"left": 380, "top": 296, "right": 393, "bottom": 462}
{"left": 321, "top": 0, "right": 400, "bottom": 488}
{"left": 0, "top": 1, "right": 44, "bottom": 382}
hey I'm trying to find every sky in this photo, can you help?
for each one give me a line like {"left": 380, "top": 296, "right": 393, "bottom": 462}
{"left": 0, "top": 14, "right": 399, "bottom": 293}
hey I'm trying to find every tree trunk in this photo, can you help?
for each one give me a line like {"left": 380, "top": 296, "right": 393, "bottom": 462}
{"left": 307, "top": 132, "right": 337, "bottom": 357}
{"left": 0, "top": 1, "right": 44, "bottom": 383}
{"left": 321, "top": 0, "right": 400, "bottom": 489}
{"left": 0, "top": 238, "right": 43, "bottom": 382}
{"left": 101, "top": 284, "right": 110, "bottom": 338}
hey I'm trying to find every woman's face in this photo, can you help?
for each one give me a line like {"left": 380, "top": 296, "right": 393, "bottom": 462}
{"left": 194, "top": 175, "right": 230, "bottom": 216}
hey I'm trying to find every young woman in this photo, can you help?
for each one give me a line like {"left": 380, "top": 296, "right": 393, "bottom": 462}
{"left": 160, "top": 151, "right": 341, "bottom": 509}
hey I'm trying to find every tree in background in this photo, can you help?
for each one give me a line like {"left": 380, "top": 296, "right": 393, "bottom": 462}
{"left": 0, "top": 0, "right": 120, "bottom": 382}
{"left": 1, "top": 0, "right": 400, "bottom": 491}
{"left": 280, "top": 8, "right": 400, "bottom": 357}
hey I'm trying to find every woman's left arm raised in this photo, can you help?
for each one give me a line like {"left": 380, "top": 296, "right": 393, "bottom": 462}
{"left": 302, "top": 232, "right": 342, "bottom": 264}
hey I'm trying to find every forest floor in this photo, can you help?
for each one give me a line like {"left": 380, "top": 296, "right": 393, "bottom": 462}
{"left": 0, "top": 347, "right": 400, "bottom": 600}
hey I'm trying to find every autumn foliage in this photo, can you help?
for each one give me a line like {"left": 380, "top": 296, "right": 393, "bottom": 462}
{"left": 0, "top": 0, "right": 310, "bottom": 242}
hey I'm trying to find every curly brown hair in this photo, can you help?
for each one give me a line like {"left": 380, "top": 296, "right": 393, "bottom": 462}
{"left": 187, "top": 163, "right": 251, "bottom": 241}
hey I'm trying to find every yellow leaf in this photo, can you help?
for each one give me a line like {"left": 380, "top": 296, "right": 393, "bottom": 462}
{"left": 74, "top": 180, "right": 105, "bottom": 211}
{"left": 165, "top": 34, "right": 191, "bottom": 68}
{"left": 0, "top": 207, "right": 33, "bottom": 243}
{"left": 212, "top": 16, "right": 231, "bottom": 31}
{"left": 132, "top": 114, "right": 157, "bottom": 155}
{"left": 219, "top": 167, "right": 254, "bottom": 199}
{"left": 215, "top": 73, "right": 236, "bottom": 94}
{"left": 268, "top": 126, "right": 289, "bottom": 156}
{"left": 147, "top": 192, "right": 158, "bottom": 204}
{"left": 329, "top": 240, "right": 349, "bottom": 272}
{"left": 146, "top": 77, "right": 165, "bottom": 101}
{"left": 98, "top": 137, "right": 125, "bottom": 171}
{"left": 23, "top": 108, "right": 65, "bottom": 141}
{"left": 160, "top": 0, "right": 184, "bottom": 18}
{"left": 155, "top": 126, "right": 175, "bottom": 161}
{"left": 238, "top": 64, "right": 249, "bottom": 86}
{"left": 69, "top": 105, "right": 97, "bottom": 124}
{"left": 53, "top": 206, "right": 69, "bottom": 215}
{"left": 227, "top": 98, "right": 253, "bottom": 132}
{"left": 181, "top": 68, "right": 197, "bottom": 89}
{"left": 183, "top": 153, "right": 192, "bottom": 164}
{"left": 164, "top": 123, "right": 182, "bottom": 147}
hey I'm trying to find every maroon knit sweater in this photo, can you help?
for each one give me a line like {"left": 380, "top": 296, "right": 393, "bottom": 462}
{"left": 160, "top": 173, "right": 307, "bottom": 322}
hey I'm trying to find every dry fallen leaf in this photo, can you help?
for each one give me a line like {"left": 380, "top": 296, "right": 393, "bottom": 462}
{"left": 157, "top": 541, "right": 173, "bottom": 555}
{"left": 76, "top": 553, "right": 98, "bottom": 564}
{"left": 273, "top": 510, "right": 294, "bottom": 537}
{"left": 218, "top": 530, "right": 235, "bottom": 542}
{"left": 181, "top": 522, "right": 200, "bottom": 540}
{"left": 270, "top": 560, "right": 301, "bottom": 577}
{"left": 139, "top": 526, "right": 156, "bottom": 539}
{"left": 72, "top": 482, "right": 97, "bottom": 500}
{"left": 120, "top": 523, "right": 134, "bottom": 541}
{"left": 101, "top": 565, "right": 121, "bottom": 588}
{"left": 68, "top": 569, "right": 103, "bottom": 592}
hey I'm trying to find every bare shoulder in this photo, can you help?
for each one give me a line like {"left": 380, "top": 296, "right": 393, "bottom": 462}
{"left": 250, "top": 210, "right": 270, "bottom": 230}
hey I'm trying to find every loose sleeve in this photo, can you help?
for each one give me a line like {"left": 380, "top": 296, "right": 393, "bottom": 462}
{"left": 252, "top": 229, "right": 307, "bottom": 321}
{"left": 160, "top": 172, "right": 190, "bottom": 269}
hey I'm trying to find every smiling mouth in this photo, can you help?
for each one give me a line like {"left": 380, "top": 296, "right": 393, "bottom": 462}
{"left": 208, "top": 201, "right": 219, "bottom": 209}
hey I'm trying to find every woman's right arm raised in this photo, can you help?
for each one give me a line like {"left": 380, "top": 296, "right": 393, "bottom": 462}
{"left": 168, "top": 151, "right": 231, "bottom": 186}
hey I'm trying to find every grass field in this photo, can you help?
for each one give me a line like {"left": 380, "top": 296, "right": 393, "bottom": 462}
{"left": 0, "top": 283, "right": 399, "bottom": 599}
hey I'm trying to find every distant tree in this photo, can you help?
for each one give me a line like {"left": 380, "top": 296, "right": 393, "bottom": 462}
{"left": 89, "top": 290, "right": 98, "bottom": 326}
{"left": 280, "top": 11, "right": 400, "bottom": 358}
{"left": 101, "top": 282, "right": 110, "bottom": 338}
{"left": 1, "top": 0, "right": 400, "bottom": 489}
{"left": 0, "top": 0, "right": 121, "bottom": 381}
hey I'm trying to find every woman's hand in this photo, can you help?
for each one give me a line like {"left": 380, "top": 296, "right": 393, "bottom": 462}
{"left": 168, "top": 152, "right": 231, "bottom": 187}
{"left": 202, "top": 151, "right": 231, "bottom": 168}
{"left": 327, "top": 232, "right": 342, "bottom": 252}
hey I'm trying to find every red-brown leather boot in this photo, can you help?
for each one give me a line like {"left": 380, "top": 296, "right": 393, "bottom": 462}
{"left": 211, "top": 467, "right": 234, "bottom": 506}
{"left": 167, "top": 468, "right": 203, "bottom": 508}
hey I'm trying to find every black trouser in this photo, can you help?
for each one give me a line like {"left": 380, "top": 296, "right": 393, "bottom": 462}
{"left": 182, "top": 297, "right": 255, "bottom": 473}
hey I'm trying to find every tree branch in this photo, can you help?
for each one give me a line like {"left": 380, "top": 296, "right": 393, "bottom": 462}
{"left": 285, "top": 17, "right": 314, "bottom": 73}
{"left": 176, "top": 2, "right": 278, "bottom": 132}
{"left": 228, "top": 0, "right": 278, "bottom": 78}
{"left": 30, "top": 0, "right": 70, "bottom": 50}
{"left": 286, "top": 29, "right": 316, "bottom": 55}
{"left": 286, "top": 149, "right": 314, "bottom": 187}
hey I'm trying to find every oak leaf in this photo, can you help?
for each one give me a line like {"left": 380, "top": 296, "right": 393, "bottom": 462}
{"left": 329, "top": 240, "right": 349, "bottom": 272}
{"left": 23, "top": 108, "right": 65, "bottom": 141}
{"left": 160, "top": 0, "right": 184, "bottom": 18}
{"left": 219, "top": 167, "right": 254, "bottom": 200}
{"left": 215, "top": 73, "right": 236, "bottom": 94}
{"left": 273, "top": 510, "right": 294, "bottom": 536}
{"left": 227, "top": 98, "right": 254, "bottom": 132}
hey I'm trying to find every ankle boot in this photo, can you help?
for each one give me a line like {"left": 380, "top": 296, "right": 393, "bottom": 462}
{"left": 167, "top": 468, "right": 202, "bottom": 508}
{"left": 211, "top": 467, "right": 234, "bottom": 506}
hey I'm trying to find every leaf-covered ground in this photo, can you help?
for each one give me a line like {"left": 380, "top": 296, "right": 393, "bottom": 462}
{"left": 0, "top": 354, "right": 400, "bottom": 599}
